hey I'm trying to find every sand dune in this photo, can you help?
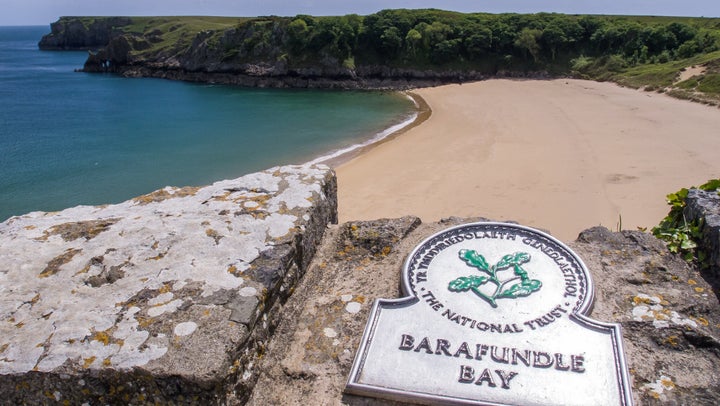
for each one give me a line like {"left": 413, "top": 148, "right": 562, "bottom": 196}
{"left": 336, "top": 79, "right": 720, "bottom": 242}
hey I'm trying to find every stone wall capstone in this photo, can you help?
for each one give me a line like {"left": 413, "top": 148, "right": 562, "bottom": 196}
{"left": 0, "top": 164, "right": 336, "bottom": 404}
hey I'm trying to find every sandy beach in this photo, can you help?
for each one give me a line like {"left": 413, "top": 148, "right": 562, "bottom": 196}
{"left": 336, "top": 79, "right": 720, "bottom": 242}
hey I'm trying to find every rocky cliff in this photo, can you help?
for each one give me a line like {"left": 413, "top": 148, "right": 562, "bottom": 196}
{"left": 38, "top": 17, "right": 132, "bottom": 50}
{"left": 38, "top": 16, "right": 514, "bottom": 90}
{"left": 0, "top": 164, "right": 718, "bottom": 404}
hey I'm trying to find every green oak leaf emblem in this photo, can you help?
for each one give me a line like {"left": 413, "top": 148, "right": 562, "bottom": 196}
{"left": 448, "top": 250, "right": 541, "bottom": 307}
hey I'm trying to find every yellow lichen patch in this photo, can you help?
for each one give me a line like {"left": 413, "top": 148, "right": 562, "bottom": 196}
{"left": 229, "top": 359, "right": 241, "bottom": 373}
{"left": 205, "top": 228, "right": 223, "bottom": 245}
{"left": 24, "top": 225, "right": 36, "bottom": 230}
{"left": 151, "top": 241, "right": 159, "bottom": 249}
{"left": 694, "top": 287, "right": 705, "bottom": 293}
{"left": 136, "top": 316, "right": 153, "bottom": 329}
{"left": 664, "top": 335, "right": 678, "bottom": 346}
{"left": 132, "top": 186, "right": 200, "bottom": 205}
{"left": 211, "top": 191, "right": 232, "bottom": 202}
{"left": 691, "top": 316, "right": 709, "bottom": 326}
{"left": 661, "top": 377, "right": 676, "bottom": 389}
{"left": 377, "top": 246, "right": 392, "bottom": 257}
{"left": 92, "top": 331, "right": 111, "bottom": 346}
{"left": 0, "top": 343, "right": 8, "bottom": 354}
{"left": 103, "top": 357, "right": 112, "bottom": 367}
{"left": 39, "top": 248, "right": 82, "bottom": 278}
{"left": 227, "top": 265, "right": 241, "bottom": 276}
{"left": 83, "top": 356, "right": 97, "bottom": 368}
{"left": 688, "top": 279, "right": 697, "bottom": 285}
{"left": 74, "top": 264, "right": 91, "bottom": 276}
{"left": 158, "top": 283, "right": 173, "bottom": 294}
{"left": 237, "top": 193, "right": 271, "bottom": 209}
{"left": 147, "top": 252, "right": 165, "bottom": 261}
{"left": 632, "top": 294, "right": 662, "bottom": 306}
{"left": 37, "top": 218, "right": 120, "bottom": 242}
{"left": 247, "top": 210, "right": 270, "bottom": 220}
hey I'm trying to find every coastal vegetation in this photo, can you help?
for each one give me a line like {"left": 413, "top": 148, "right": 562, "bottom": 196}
{"left": 653, "top": 179, "right": 720, "bottom": 265}
{"left": 40, "top": 10, "right": 720, "bottom": 101}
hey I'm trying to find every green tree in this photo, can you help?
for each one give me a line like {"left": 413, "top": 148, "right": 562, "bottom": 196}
{"left": 432, "top": 39, "right": 462, "bottom": 63}
{"left": 515, "top": 28, "right": 542, "bottom": 61}
{"left": 405, "top": 28, "right": 422, "bottom": 55}
{"left": 380, "top": 26, "right": 403, "bottom": 53}
{"left": 541, "top": 24, "right": 567, "bottom": 60}
{"left": 287, "top": 18, "right": 310, "bottom": 51}
{"left": 464, "top": 27, "right": 492, "bottom": 59}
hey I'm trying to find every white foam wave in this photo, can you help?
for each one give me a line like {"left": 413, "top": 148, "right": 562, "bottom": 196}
{"left": 307, "top": 111, "right": 418, "bottom": 166}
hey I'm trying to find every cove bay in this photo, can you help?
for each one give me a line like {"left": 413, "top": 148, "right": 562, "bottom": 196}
{"left": 0, "top": 26, "right": 415, "bottom": 221}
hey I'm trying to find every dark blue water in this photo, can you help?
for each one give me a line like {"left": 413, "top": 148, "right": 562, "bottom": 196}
{"left": 0, "top": 26, "right": 415, "bottom": 221}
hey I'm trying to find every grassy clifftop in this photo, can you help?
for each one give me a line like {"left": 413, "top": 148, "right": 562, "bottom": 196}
{"left": 40, "top": 11, "right": 720, "bottom": 99}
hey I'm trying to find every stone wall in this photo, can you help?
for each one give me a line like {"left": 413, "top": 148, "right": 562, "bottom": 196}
{"left": 1, "top": 166, "right": 719, "bottom": 405}
{"left": 0, "top": 165, "right": 336, "bottom": 404}
{"left": 246, "top": 218, "right": 720, "bottom": 405}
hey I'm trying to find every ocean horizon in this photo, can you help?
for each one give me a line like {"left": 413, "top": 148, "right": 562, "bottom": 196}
{"left": 0, "top": 26, "right": 416, "bottom": 222}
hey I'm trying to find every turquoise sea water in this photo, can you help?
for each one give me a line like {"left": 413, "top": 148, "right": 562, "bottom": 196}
{"left": 0, "top": 26, "right": 415, "bottom": 222}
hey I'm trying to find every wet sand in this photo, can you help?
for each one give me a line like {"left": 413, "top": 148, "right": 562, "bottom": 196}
{"left": 336, "top": 79, "right": 720, "bottom": 242}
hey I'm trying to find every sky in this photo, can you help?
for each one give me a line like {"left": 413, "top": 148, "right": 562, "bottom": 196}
{"left": 4, "top": 0, "right": 720, "bottom": 26}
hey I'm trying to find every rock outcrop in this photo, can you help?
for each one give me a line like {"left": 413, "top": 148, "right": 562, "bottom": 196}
{"left": 0, "top": 165, "right": 336, "bottom": 404}
{"left": 1, "top": 166, "right": 719, "bottom": 404}
{"left": 685, "top": 188, "right": 720, "bottom": 278}
{"left": 246, "top": 217, "right": 720, "bottom": 405}
{"left": 38, "top": 17, "right": 132, "bottom": 50}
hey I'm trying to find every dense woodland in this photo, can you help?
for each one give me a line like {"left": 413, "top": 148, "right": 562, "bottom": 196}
{"left": 206, "top": 9, "right": 720, "bottom": 96}
{"left": 278, "top": 9, "right": 719, "bottom": 69}
{"left": 44, "top": 9, "right": 720, "bottom": 99}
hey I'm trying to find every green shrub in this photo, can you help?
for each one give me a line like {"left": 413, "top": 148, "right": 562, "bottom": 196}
{"left": 652, "top": 179, "right": 720, "bottom": 262}
{"left": 697, "top": 73, "right": 720, "bottom": 93}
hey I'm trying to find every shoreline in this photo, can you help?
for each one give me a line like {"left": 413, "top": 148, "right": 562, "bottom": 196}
{"left": 335, "top": 78, "right": 720, "bottom": 242}
{"left": 312, "top": 91, "right": 432, "bottom": 168}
